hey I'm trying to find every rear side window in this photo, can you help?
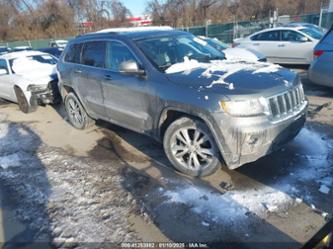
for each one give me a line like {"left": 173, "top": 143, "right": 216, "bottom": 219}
{"left": 106, "top": 41, "right": 137, "bottom": 71}
{"left": 64, "top": 43, "right": 83, "bottom": 64}
{"left": 251, "top": 31, "right": 280, "bottom": 41}
{"left": 81, "top": 41, "right": 106, "bottom": 68}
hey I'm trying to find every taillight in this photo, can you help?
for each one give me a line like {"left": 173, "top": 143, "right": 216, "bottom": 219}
{"left": 314, "top": 50, "right": 324, "bottom": 58}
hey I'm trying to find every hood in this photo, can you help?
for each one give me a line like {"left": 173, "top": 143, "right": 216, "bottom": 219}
{"left": 223, "top": 48, "right": 264, "bottom": 62}
{"left": 13, "top": 58, "right": 56, "bottom": 85}
{"left": 165, "top": 59, "right": 297, "bottom": 95}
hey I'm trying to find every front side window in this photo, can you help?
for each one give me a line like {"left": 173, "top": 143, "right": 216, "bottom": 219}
{"left": 252, "top": 31, "right": 280, "bottom": 41}
{"left": 136, "top": 34, "right": 225, "bottom": 72}
{"left": 106, "top": 41, "right": 137, "bottom": 72}
{"left": 64, "top": 43, "right": 83, "bottom": 64}
{"left": 81, "top": 41, "right": 106, "bottom": 68}
{"left": 0, "top": 59, "right": 8, "bottom": 74}
{"left": 281, "top": 30, "right": 306, "bottom": 42}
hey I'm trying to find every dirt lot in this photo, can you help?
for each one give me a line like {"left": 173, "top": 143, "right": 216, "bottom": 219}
{"left": 0, "top": 68, "right": 333, "bottom": 249}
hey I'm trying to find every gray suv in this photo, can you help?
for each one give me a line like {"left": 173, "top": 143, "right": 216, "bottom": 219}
{"left": 57, "top": 28, "right": 308, "bottom": 177}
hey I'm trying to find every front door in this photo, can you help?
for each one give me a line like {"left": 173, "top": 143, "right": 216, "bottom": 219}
{"left": 101, "top": 40, "right": 154, "bottom": 133}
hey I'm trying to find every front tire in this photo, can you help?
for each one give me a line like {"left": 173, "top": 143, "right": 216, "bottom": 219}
{"left": 64, "top": 92, "right": 94, "bottom": 129}
{"left": 14, "top": 87, "right": 36, "bottom": 113}
{"left": 163, "top": 117, "right": 221, "bottom": 177}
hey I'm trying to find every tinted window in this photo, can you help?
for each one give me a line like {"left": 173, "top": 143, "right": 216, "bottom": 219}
{"left": 300, "top": 28, "right": 324, "bottom": 40}
{"left": 252, "top": 31, "right": 280, "bottom": 41}
{"left": 281, "top": 30, "right": 306, "bottom": 42}
{"left": 0, "top": 59, "right": 8, "bottom": 74}
{"left": 81, "top": 41, "right": 106, "bottom": 68}
{"left": 106, "top": 41, "right": 136, "bottom": 71}
{"left": 64, "top": 43, "right": 83, "bottom": 63}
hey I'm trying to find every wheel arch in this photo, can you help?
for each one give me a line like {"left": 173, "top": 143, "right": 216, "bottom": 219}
{"left": 157, "top": 107, "right": 227, "bottom": 164}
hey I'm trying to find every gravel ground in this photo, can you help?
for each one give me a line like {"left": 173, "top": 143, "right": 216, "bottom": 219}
{"left": 0, "top": 115, "right": 142, "bottom": 248}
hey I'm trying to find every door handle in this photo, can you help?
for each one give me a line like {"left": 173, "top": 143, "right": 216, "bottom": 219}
{"left": 104, "top": 75, "right": 113, "bottom": 80}
{"left": 74, "top": 69, "right": 82, "bottom": 74}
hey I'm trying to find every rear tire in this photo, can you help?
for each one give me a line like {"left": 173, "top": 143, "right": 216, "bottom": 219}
{"left": 163, "top": 117, "right": 221, "bottom": 177}
{"left": 64, "top": 92, "right": 94, "bottom": 130}
{"left": 14, "top": 87, "right": 36, "bottom": 113}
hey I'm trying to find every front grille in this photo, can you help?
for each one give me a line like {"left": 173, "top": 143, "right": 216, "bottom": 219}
{"left": 268, "top": 84, "right": 305, "bottom": 119}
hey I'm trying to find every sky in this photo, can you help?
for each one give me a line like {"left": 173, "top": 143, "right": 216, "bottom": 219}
{"left": 122, "top": 0, "right": 148, "bottom": 16}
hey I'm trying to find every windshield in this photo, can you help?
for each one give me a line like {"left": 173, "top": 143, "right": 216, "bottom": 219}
{"left": 205, "top": 38, "right": 229, "bottom": 51}
{"left": 28, "top": 54, "right": 58, "bottom": 64}
{"left": 300, "top": 28, "right": 324, "bottom": 40}
{"left": 58, "top": 42, "right": 68, "bottom": 47}
{"left": 136, "top": 34, "right": 225, "bottom": 72}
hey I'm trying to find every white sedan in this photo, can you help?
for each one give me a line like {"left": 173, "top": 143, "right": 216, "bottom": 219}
{"left": 0, "top": 51, "right": 59, "bottom": 113}
{"left": 233, "top": 27, "right": 324, "bottom": 65}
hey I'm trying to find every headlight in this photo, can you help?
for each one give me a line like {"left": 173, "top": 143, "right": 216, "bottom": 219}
{"left": 220, "top": 97, "right": 270, "bottom": 117}
{"left": 27, "top": 84, "right": 48, "bottom": 92}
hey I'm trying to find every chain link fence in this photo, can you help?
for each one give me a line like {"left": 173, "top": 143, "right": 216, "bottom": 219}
{"left": 179, "top": 12, "right": 333, "bottom": 43}
{"left": 1, "top": 12, "right": 333, "bottom": 48}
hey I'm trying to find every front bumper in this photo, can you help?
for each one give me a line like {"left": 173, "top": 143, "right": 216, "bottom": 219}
{"left": 212, "top": 101, "right": 308, "bottom": 169}
{"left": 29, "top": 81, "right": 60, "bottom": 106}
{"left": 30, "top": 88, "right": 54, "bottom": 105}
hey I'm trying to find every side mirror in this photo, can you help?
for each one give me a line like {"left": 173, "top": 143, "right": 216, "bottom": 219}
{"left": 119, "top": 60, "right": 145, "bottom": 76}
{"left": 0, "top": 69, "right": 8, "bottom": 75}
{"left": 299, "top": 37, "right": 309, "bottom": 42}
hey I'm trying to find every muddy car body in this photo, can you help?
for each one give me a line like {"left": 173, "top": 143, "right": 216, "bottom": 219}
{"left": 57, "top": 28, "right": 308, "bottom": 176}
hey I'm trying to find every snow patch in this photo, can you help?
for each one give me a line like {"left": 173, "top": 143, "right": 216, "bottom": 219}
{"left": 319, "top": 185, "right": 330, "bottom": 194}
{"left": 162, "top": 181, "right": 295, "bottom": 223}
{"left": 0, "top": 153, "right": 21, "bottom": 169}
{"left": 165, "top": 57, "right": 202, "bottom": 74}
{"left": 166, "top": 58, "right": 282, "bottom": 90}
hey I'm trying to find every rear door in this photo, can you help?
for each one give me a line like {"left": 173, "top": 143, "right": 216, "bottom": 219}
{"left": 101, "top": 40, "right": 153, "bottom": 133}
{"left": 0, "top": 59, "right": 16, "bottom": 101}
{"left": 249, "top": 30, "right": 281, "bottom": 62}
{"left": 278, "top": 30, "right": 315, "bottom": 64}
{"left": 73, "top": 41, "right": 107, "bottom": 118}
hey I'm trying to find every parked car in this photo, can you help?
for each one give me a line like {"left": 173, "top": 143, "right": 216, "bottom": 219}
{"left": 37, "top": 47, "right": 63, "bottom": 58}
{"left": 0, "top": 51, "right": 59, "bottom": 113}
{"left": 49, "top": 40, "right": 68, "bottom": 49}
{"left": 282, "top": 22, "right": 327, "bottom": 34}
{"left": 57, "top": 28, "right": 307, "bottom": 177}
{"left": 308, "top": 26, "right": 333, "bottom": 88}
{"left": 12, "top": 46, "right": 32, "bottom": 52}
{"left": 234, "top": 27, "right": 324, "bottom": 65}
{"left": 0, "top": 46, "right": 11, "bottom": 55}
{"left": 198, "top": 36, "right": 267, "bottom": 62}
